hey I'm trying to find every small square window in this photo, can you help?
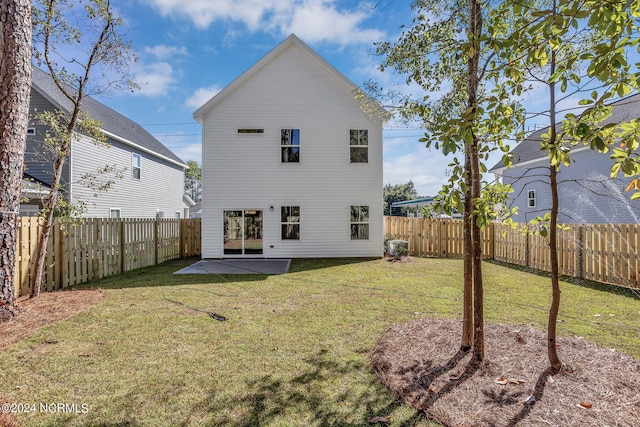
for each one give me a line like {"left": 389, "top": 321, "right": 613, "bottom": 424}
{"left": 350, "top": 130, "right": 368, "bottom": 163}
{"left": 281, "top": 129, "right": 300, "bottom": 163}
{"left": 281, "top": 206, "right": 300, "bottom": 240}
{"left": 110, "top": 208, "right": 121, "bottom": 219}
{"left": 132, "top": 153, "right": 141, "bottom": 180}
{"left": 26, "top": 128, "right": 36, "bottom": 136}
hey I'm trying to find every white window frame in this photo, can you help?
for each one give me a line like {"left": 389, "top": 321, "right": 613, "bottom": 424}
{"left": 110, "top": 208, "right": 121, "bottom": 219}
{"left": 132, "top": 153, "right": 141, "bottom": 180}
{"left": 175, "top": 211, "right": 181, "bottom": 219}
{"left": 281, "top": 206, "right": 300, "bottom": 240}
{"left": 350, "top": 205, "right": 370, "bottom": 240}
{"left": 349, "top": 129, "right": 368, "bottom": 163}
{"left": 527, "top": 189, "right": 536, "bottom": 208}
{"left": 27, "top": 127, "right": 36, "bottom": 136}
{"left": 281, "top": 129, "right": 300, "bottom": 163}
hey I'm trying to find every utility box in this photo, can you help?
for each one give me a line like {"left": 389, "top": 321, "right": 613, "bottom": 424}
{"left": 387, "top": 239, "right": 408, "bottom": 256}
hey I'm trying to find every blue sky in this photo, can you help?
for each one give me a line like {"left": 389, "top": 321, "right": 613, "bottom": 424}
{"left": 87, "top": 0, "right": 635, "bottom": 198}
{"left": 83, "top": 0, "right": 457, "bottom": 197}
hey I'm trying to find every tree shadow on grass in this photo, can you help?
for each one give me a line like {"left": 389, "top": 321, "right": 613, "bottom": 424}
{"left": 196, "top": 348, "right": 427, "bottom": 426}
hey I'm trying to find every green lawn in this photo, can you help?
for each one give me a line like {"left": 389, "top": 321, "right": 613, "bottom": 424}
{"left": 1, "top": 257, "right": 638, "bottom": 426}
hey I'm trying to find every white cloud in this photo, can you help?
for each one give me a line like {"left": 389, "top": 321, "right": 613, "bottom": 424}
{"left": 186, "top": 85, "right": 222, "bottom": 109}
{"left": 142, "top": 0, "right": 384, "bottom": 45}
{"left": 384, "top": 144, "right": 449, "bottom": 197}
{"left": 275, "top": 1, "right": 385, "bottom": 45}
{"left": 143, "top": 44, "right": 188, "bottom": 60}
{"left": 131, "top": 62, "right": 176, "bottom": 97}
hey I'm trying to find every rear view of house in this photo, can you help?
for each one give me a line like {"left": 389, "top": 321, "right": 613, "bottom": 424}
{"left": 194, "top": 35, "right": 385, "bottom": 258}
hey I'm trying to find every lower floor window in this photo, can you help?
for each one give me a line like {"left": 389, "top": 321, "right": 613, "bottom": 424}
{"left": 281, "top": 206, "right": 300, "bottom": 240}
{"left": 109, "top": 208, "right": 121, "bottom": 219}
{"left": 350, "top": 205, "right": 369, "bottom": 240}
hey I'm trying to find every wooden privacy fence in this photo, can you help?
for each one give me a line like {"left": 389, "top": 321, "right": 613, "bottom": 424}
{"left": 15, "top": 217, "right": 201, "bottom": 297}
{"left": 384, "top": 216, "right": 640, "bottom": 289}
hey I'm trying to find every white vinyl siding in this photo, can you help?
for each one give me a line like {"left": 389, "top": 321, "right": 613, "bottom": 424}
{"left": 70, "top": 136, "right": 187, "bottom": 218}
{"left": 200, "top": 39, "right": 383, "bottom": 258}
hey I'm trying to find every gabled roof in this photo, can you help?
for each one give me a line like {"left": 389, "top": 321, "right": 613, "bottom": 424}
{"left": 193, "top": 34, "right": 387, "bottom": 122}
{"left": 490, "top": 92, "right": 640, "bottom": 173}
{"left": 31, "top": 66, "right": 186, "bottom": 168}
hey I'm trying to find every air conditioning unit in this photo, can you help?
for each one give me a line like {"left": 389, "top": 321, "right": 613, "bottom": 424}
{"left": 387, "top": 239, "right": 408, "bottom": 256}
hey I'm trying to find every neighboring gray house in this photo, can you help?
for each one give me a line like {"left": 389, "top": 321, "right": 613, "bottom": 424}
{"left": 491, "top": 93, "right": 640, "bottom": 224}
{"left": 23, "top": 67, "right": 192, "bottom": 218}
{"left": 194, "top": 35, "right": 386, "bottom": 258}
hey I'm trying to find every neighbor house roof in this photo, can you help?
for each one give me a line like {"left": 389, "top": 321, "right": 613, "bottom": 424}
{"left": 192, "top": 34, "right": 388, "bottom": 122}
{"left": 391, "top": 197, "right": 435, "bottom": 209}
{"left": 31, "top": 66, "right": 186, "bottom": 169}
{"left": 490, "top": 93, "right": 640, "bottom": 174}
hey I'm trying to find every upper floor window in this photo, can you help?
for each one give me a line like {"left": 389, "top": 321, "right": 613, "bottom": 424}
{"left": 281, "top": 206, "right": 300, "bottom": 240}
{"left": 281, "top": 129, "right": 300, "bottom": 163}
{"left": 527, "top": 190, "right": 536, "bottom": 208}
{"left": 238, "top": 129, "right": 264, "bottom": 134}
{"left": 349, "top": 130, "right": 368, "bottom": 163}
{"left": 132, "top": 153, "right": 141, "bottom": 180}
{"left": 350, "top": 205, "right": 369, "bottom": 240}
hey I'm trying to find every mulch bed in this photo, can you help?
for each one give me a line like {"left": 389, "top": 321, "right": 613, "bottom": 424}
{"left": 371, "top": 317, "right": 640, "bottom": 426}
{"left": 0, "top": 288, "right": 104, "bottom": 350}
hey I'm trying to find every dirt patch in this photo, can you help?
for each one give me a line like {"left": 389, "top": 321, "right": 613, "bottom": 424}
{"left": 0, "top": 288, "right": 104, "bottom": 350}
{"left": 371, "top": 317, "right": 640, "bottom": 427}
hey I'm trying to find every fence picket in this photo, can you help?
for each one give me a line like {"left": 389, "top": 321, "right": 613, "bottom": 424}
{"left": 384, "top": 216, "right": 640, "bottom": 290}
{"left": 14, "top": 217, "right": 201, "bottom": 297}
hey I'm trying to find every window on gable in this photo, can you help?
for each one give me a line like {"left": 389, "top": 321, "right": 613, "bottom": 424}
{"left": 350, "top": 205, "right": 369, "bottom": 240}
{"left": 527, "top": 190, "right": 536, "bottom": 208}
{"left": 281, "top": 206, "right": 300, "bottom": 240}
{"left": 281, "top": 129, "right": 300, "bottom": 163}
{"left": 132, "top": 153, "right": 141, "bottom": 180}
{"left": 349, "top": 130, "right": 368, "bottom": 163}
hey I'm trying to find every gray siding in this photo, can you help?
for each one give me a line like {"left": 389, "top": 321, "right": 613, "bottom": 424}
{"left": 25, "top": 89, "right": 70, "bottom": 189}
{"left": 71, "top": 135, "right": 186, "bottom": 218}
{"left": 24, "top": 86, "right": 187, "bottom": 218}
{"left": 502, "top": 148, "right": 640, "bottom": 224}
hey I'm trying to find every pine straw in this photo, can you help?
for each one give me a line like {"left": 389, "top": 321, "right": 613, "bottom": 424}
{"left": 371, "top": 317, "right": 640, "bottom": 427}
{"left": 0, "top": 288, "right": 104, "bottom": 350}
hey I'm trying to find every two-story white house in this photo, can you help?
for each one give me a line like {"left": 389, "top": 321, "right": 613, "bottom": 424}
{"left": 194, "top": 35, "right": 385, "bottom": 258}
{"left": 24, "top": 67, "right": 192, "bottom": 218}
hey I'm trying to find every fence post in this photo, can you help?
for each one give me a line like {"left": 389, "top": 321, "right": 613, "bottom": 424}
{"left": 154, "top": 219, "right": 159, "bottom": 265}
{"left": 120, "top": 220, "right": 126, "bottom": 274}
{"left": 577, "top": 225, "right": 585, "bottom": 279}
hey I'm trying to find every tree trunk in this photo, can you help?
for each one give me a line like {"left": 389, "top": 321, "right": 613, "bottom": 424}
{"left": 547, "top": 24, "right": 562, "bottom": 370}
{"left": 461, "top": 146, "right": 473, "bottom": 351}
{"left": 0, "top": 0, "right": 32, "bottom": 321}
{"left": 468, "top": 0, "right": 484, "bottom": 362}
{"left": 30, "top": 154, "right": 66, "bottom": 298}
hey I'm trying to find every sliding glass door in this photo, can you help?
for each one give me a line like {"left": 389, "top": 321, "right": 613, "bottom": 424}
{"left": 223, "top": 210, "right": 263, "bottom": 255}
